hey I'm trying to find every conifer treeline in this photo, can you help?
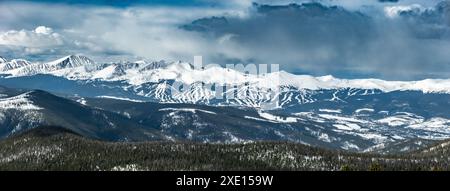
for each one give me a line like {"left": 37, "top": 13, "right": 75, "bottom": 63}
{"left": 0, "top": 132, "right": 449, "bottom": 171}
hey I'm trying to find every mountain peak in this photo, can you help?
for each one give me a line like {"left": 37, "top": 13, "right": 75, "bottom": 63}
{"left": 0, "top": 58, "right": 31, "bottom": 72}
{"left": 48, "top": 54, "right": 95, "bottom": 69}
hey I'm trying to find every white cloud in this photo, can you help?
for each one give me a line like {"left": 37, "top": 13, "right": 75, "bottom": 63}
{"left": 0, "top": 2, "right": 247, "bottom": 60}
{"left": 0, "top": 26, "right": 63, "bottom": 47}
{"left": 384, "top": 4, "right": 427, "bottom": 18}
{"left": 52, "top": 5, "right": 248, "bottom": 61}
{"left": 34, "top": 26, "right": 53, "bottom": 34}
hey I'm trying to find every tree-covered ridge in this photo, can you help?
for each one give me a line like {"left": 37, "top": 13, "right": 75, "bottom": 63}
{"left": 0, "top": 126, "right": 449, "bottom": 171}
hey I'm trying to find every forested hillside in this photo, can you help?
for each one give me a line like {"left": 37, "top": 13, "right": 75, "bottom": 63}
{"left": 1, "top": 126, "right": 449, "bottom": 171}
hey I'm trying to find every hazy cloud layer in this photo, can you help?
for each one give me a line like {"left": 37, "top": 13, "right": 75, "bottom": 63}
{"left": 0, "top": 0, "right": 449, "bottom": 80}
{"left": 182, "top": 2, "right": 450, "bottom": 79}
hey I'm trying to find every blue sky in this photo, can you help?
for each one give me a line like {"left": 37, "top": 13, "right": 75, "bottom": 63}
{"left": 0, "top": 0, "right": 449, "bottom": 80}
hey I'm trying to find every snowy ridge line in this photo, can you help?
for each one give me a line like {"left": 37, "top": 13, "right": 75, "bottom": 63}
{"left": 0, "top": 92, "right": 42, "bottom": 110}
{"left": 158, "top": 108, "right": 217, "bottom": 115}
{"left": 95, "top": 96, "right": 145, "bottom": 103}
{"left": 1, "top": 55, "right": 450, "bottom": 93}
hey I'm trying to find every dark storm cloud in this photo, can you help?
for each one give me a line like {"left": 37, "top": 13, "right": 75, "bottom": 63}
{"left": 181, "top": 2, "right": 450, "bottom": 80}
{"left": 398, "top": 1, "right": 450, "bottom": 38}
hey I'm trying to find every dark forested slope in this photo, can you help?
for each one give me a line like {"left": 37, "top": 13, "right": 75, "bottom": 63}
{"left": 0, "top": 126, "right": 449, "bottom": 171}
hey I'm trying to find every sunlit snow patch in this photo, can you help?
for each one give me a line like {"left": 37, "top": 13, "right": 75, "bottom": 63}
{"left": 0, "top": 92, "right": 42, "bottom": 110}
{"left": 258, "top": 111, "right": 298, "bottom": 123}
{"left": 159, "top": 108, "right": 216, "bottom": 115}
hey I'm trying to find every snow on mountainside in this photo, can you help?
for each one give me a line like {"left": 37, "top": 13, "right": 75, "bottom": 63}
{"left": 0, "top": 92, "right": 42, "bottom": 110}
{"left": 1, "top": 55, "right": 450, "bottom": 94}
{"left": 0, "top": 91, "right": 44, "bottom": 135}
{"left": 2, "top": 55, "right": 95, "bottom": 77}
{"left": 2, "top": 55, "right": 450, "bottom": 110}
{"left": 0, "top": 59, "right": 32, "bottom": 72}
{"left": 0, "top": 56, "right": 7, "bottom": 63}
{"left": 46, "top": 55, "right": 95, "bottom": 69}
{"left": 1, "top": 55, "right": 449, "bottom": 153}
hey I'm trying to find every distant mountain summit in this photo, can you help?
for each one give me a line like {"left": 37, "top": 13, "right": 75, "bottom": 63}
{"left": 0, "top": 55, "right": 95, "bottom": 77}
{"left": 1, "top": 55, "right": 450, "bottom": 94}
{"left": 1, "top": 54, "right": 450, "bottom": 110}
{"left": 47, "top": 55, "right": 95, "bottom": 69}
{"left": 0, "top": 58, "right": 32, "bottom": 72}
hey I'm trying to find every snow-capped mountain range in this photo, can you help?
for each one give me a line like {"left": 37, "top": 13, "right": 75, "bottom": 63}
{"left": 1, "top": 55, "right": 450, "bottom": 93}
{"left": 0, "top": 58, "right": 31, "bottom": 73}
{"left": 1, "top": 55, "right": 450, "bottom": 109}
{"left": 1, "top": 55, "right": 450, "bottom": 153}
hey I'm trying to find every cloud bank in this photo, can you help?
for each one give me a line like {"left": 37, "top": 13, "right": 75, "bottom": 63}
{"left": 0, "top": 26, "right": 63, "bottom": 54}
{"left": 0, "top": 0, "right": 449, "bottom": 80}
{"left": 182, "top": 2, "right": 450, "bottom": 79}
